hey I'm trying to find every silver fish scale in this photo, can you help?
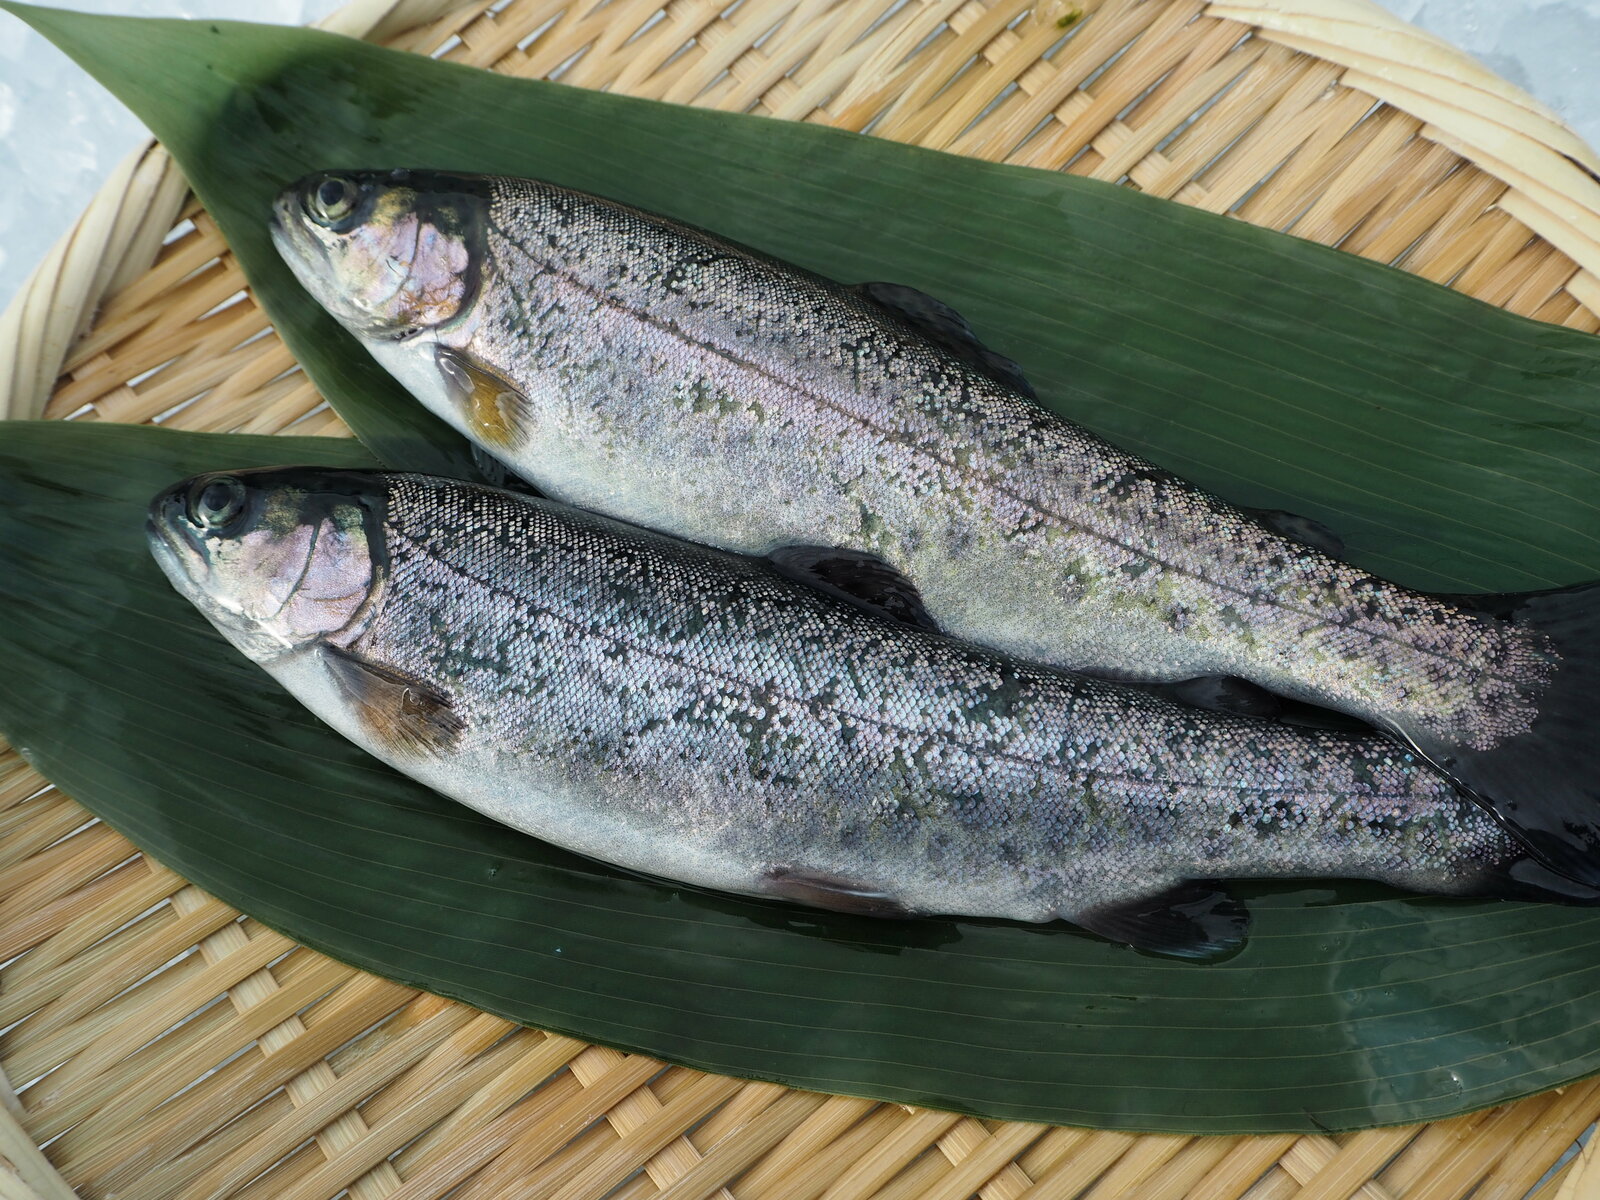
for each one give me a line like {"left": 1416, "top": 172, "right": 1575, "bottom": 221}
{"left": 462, "top": 179, "right": 1555, "bottom": 755}
{"left": 351, "top": 475, "right": 1514, "bottom": 923}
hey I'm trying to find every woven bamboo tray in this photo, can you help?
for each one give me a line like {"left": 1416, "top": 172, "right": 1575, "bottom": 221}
{"left": 4, "top": 1, "right": 1600, "bottom": 1197}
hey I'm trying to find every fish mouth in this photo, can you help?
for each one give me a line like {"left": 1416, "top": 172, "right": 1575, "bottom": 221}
{"left": 144, "top": 513, "right": 191, "bottom": 605}
{"left": 268, "top": 191, "right": 325, "bottom": 282}
{"left": 145, "top": 481, "right": 255, "bottom": 643}
{"left": 145, "top": 483, "right": 205, "bottom": 585}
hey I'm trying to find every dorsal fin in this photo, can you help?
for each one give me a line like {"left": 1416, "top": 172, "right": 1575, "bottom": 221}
{"left": 767, "top": 545, "right": 938, "bottom": 632}
{"left": 851, "top": 281, "right": 1037, "bottom": 399}
{"left": 1247, "top": 507, "right": 1345, "bottom": 557}
{"left": 471, "top": 444, "right": 543, "bottom": 496}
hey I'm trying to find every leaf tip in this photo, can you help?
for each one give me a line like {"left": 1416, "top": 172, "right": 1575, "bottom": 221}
{"left": 0, "top": 1, "right": 112, "bottom": 58}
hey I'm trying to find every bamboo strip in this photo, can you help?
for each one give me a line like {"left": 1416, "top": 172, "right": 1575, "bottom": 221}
{"left": 58, "top": 955, "right": 365, "bottom": 1190}
{"left": 1014, "top": 1132, "right": 1139, "bottom": 1200}
{"left": 380, "top": 1051, "right": 662, "bottom": 1200}
{"left": 759, "top": 1106, "right": 911, "bottom": 1200}
{"left": 0, "top": 1068, "right": 74, "bottom": 1200}
{"left": 1278, "top": 1129, "right": 1412, "bottom": 1200}
{"left": 732, "top": 1095, "right": 879, "bottom": 1199}
{"left": 913, "top": 1120, "right": 1049, "bottom": 1200}
{"left": 652, "top": 1091, "right": 833, "bottom": 1200}
{"left": 1554, "top": 1128, "right": 1600, "bottom": 1200}
{"left": 862, "top": 1146, "right": 949, "bottom": 1200}
{"left": 363, "top": 1011, "right": 522, "bottom": 1134}
{"left": 386, "top": 1032, "right": 587, "bottom": 1191}
{"left": 63, "top": 976, "right": 416, "bottom": 1192}
{"left": 5, "top": 2, "right": 1600, "bottom": 1198}
{"left": 133, "top": 1001, "right": 471, "bottom": 1198}
{"left": 0, "top": 757, "right": 44, "bottom": 811}
{"left": 546, "top": 1072, "right": 749, "bottom": 1200}
{"left": 1472, "top": 1080, "right": 1600, "bottom": 1199}
{"left": 0, "top": 826, "right": 134, "bottom": 922}
{"left": 0, "top": 857, "right": 174, "bottom": 970}
{"left": 231, "top": 1140, "right": 327, "bottom": 1200}
{"left": 0, "top": 793, "right": 86, "bottom": 871}
{"left": 18, "top": 931, "right": 298, "bottom": 1123}
{"left": 0, "top": 857, "right": 182, "bottom": 991}
{"left": 463, "top": 1099, "right": 624, "bottom": 1200}
{"left": 0, "top": 892, "right": 232, "bottom": 1034}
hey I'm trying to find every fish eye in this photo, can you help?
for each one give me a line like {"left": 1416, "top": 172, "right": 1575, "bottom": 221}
{"left": 188, "top": 476, "right": 248, "bottom": 534}
{"left": 305, "top": 175, "right": 359, "bottom": 226}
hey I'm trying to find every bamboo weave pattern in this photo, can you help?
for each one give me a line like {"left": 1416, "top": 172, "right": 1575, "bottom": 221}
{"left": 4, "top": 1, "right": 1600, "bottom": 1197}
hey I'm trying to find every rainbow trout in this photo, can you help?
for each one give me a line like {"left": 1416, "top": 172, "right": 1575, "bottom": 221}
{"left": 146, "top": 469, "right": 1597, "bottom": 958}
{"left": 269, "top": 171, "right": 1600, "bottom": 884}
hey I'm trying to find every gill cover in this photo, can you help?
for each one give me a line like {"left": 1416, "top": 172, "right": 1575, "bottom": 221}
{"left": 269, "top": 169, "right": 489, "bottom": 335}
{"left": 146, "top": 468, "right": 388, "bottom": 662}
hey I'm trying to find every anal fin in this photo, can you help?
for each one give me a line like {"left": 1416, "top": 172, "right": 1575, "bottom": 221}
{"left": 1494, "top": 856, "right": 1600, "bottom": 905}
{"left": 1075, "top": 882, "right": 1249, "bottom": 960}
{"left": 851, "top": 281, "right": 1037, "bottom": 399}
{"left": 768, "top": 545, "right": 939, "bottom": 632}
{"left": 763, "top": 866, "right": 914, "bottom": 918}
{"left": 322, "top": 643, "right": 464, "bottom": 757}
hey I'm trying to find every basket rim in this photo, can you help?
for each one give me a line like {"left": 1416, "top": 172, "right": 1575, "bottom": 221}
{"left": 4, "top": 1, "right": 1600, "bottom": 1197}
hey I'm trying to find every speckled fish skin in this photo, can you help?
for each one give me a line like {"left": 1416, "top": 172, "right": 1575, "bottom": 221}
{"left": 262, "top": 171, "right": 1533, "bottom": 736}
{"left": 147, "top": 468, "right": 1580, "bottom": 946}
{"left": 269, "top": 170, "right": 1600, "bottom": 887}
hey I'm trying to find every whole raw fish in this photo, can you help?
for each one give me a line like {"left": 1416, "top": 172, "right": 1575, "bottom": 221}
{"left": 269, "top": 171, "right": 1600, "bottom": 884}
{"left": 147, "top": 468, "right": 1597, "bottom": 958}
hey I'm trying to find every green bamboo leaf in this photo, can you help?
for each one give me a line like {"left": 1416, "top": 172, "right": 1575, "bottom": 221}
{"left": 8, "top": 3, "right": 1600, "bottom": 591}
{"left": 2, "top": 4, "right": 1600, "bottom": 1132}
{"left": 5, "top": 419, "right": 1600, "bottom": 1137}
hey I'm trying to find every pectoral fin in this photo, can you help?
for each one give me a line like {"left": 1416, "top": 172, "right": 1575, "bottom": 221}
{"left": 436, "top": 347, "right": 533, "bottom": 451}
{"left": 762, "top": 866, "right": 915, "bottom": 917}
{"left": 1075, "top": 883, "right": 1249, "bottom": 960}
{"left": 851, "top": 282, "right": 1037, "bottom": 399}
{"left": 322, "top": 644, "right": 464, "bottom": 758}
{"left": 767, "top": 545, "right": 938, "bottom": 631}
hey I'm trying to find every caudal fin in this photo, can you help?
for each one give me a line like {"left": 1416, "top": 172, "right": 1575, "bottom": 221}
{"left": 1410, "top": 581, "right": 1600, "bottom": 888}
{"left": 1476, "top": 852, "right": 1600, "bottom": 905}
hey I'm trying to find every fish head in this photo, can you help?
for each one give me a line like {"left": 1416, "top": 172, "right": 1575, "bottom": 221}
{"left": 147, "top": 468, "right": 387, "bottom": 663}
{"left": 270, "top": 170, "right": 486, "bottom": 337}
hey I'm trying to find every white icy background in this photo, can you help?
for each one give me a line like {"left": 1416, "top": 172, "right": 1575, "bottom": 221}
{"left": 0, "top": 0, "right": 344, "bottom": 312}
{"left": 2, "top": 0, "right": 1600, "bottom": 312}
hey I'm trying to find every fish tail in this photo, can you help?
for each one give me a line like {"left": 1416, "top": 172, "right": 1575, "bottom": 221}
{"left": 1406, "top": 581, "right": 1600, "bottom": 888}
{"left": 1472, "top": 851, "right": 1600, "bottom": 906}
